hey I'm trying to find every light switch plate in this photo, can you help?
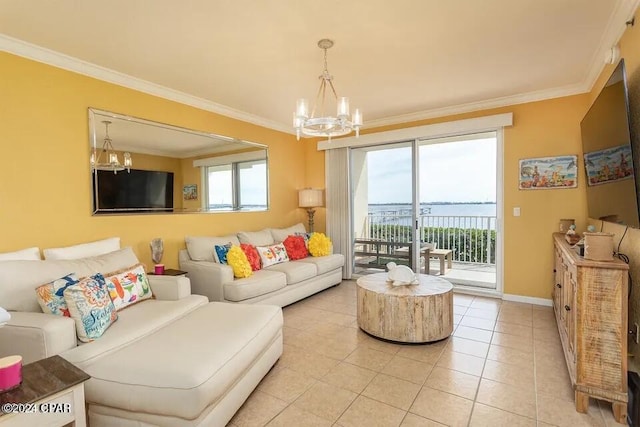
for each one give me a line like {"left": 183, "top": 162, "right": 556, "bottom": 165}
{"left": 513, "top": 207, "right": 521, "bottom": 216}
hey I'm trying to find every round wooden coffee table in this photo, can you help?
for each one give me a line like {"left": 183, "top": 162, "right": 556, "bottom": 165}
{"left": 356, "top": 272, "right": 453, "bottom": 343}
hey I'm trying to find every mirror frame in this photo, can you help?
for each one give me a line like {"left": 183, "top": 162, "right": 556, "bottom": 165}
{"left": 88, "top": 108, "right": 270, "bottom": 215}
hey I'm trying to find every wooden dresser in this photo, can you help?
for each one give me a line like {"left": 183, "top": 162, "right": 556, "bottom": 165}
{"left": 552, "top": 233, "right": 629, "bottom": 423}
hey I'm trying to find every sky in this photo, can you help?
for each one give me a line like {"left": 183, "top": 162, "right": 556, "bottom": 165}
{"left": 365, "top": 137, "right": 497, "bottom": 204}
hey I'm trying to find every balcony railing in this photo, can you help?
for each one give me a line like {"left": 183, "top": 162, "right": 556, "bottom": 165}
{"left": 362, "top": 213, "right": 497, "bottom": 265}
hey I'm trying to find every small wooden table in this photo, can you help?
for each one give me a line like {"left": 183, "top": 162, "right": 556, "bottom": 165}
{"left": 147, "top": 269, "right": 187, "bottom": 276}
{"left": 430, "top": 249, "right": 453, "bottom": 275}
{"left": 356, "top": 272, "right": 453, "bottom": 343}
{"left": 0, "top": 355, "right": 90, "bottom": 426}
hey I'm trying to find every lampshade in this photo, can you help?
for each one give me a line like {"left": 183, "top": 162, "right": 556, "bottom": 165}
{"left": 299, "top": 189, "right": 324, "bottom": 208}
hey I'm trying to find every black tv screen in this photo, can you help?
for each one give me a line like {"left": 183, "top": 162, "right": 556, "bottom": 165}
{"left": 581, "top": 59, "right": 640, "bottom": 228}
{"left": 93, "top": 169, "right": 174, "bottom": 214}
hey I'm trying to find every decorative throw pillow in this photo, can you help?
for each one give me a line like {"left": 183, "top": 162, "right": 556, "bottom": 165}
{"left": 283, "top": 235, "right": 309, "bottom": 260}
{"left": 240, "top": 243, "right": 261, "bottom": 271}
{"left": 63, "top": 274, "right": 118, "bottom": 342}
{"left": 308, "top": 232, "right": 332, "bottom": 257}
{"left": 227, "top": 246, "right": 252, "bottom": 278}
{"left": 256, "top": 243, "right": 290, "bottom": 268}
{"left": 213, "top": 243, "right": 232, "bottom": 264}
{"left": 103, "top": 264, "right": 153, "bottom": 311}
{"left": 35, "top": 273, "right": 80, "bottom": 317}
{"left": 294, "top": 232, "right": 313, "bottom": 248}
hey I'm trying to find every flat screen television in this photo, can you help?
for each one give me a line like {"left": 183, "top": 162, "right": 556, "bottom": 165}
{"left": 93, "top": 169, "right": 174, "bottom": 214}
{"left": 580, "top": 59, "right": 640, "bottom": 228}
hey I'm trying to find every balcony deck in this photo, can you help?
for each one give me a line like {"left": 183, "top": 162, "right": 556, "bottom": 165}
{"left": 354, "top": 258, "right": 497, "bottom": 289}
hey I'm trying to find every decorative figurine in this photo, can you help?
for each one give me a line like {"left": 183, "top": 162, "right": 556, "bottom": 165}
{"left": 587, "top": 225, "right": 597, "bottom": 233}
{"left": 566, "top": 224, "right": 577, "bottom": 235}
{"left": 386, "top": 262, "right": 419, "bottom": 286}
{"left": 150, "top": 238, "right": 164, "bottom": 264}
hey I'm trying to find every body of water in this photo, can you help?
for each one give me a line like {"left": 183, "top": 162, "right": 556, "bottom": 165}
{"left": 368, "top": 203, "right": 497, "bottom": 230}
{"left": 369, "top": 203, "right": 496, "bottom": 216}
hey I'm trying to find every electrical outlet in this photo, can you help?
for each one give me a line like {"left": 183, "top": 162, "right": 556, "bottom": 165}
{"left": 635, "top": 323, "right": 640, "bottom": 344}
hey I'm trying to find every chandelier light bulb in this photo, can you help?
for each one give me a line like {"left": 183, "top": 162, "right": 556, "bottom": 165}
{"left": 337, "top": 97, "right": 349, "bottom": 117}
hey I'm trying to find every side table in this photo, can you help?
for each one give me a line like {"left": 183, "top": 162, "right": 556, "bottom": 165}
{"left": 147, "top": 269, "right": 187, "bottom": 276}
{"left": 0, "top": 355, "right": 90, "bottom": 426}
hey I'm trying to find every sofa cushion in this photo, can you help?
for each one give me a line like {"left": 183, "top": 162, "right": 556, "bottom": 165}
{"left": 35, "top": 273, "right": 80, "bottom": 317}
{"left": 283, "top": 235, "right": 309, "bottom": 260}
{"left": 0, "top": 247, "right": 41, "bottom": 261}
{"left": 296, "top": 253, "right": 345, "bottom": 275}
{"left": 270, "top": 223, "right": 306, "bottom": 243}
{"left": 223, "top": 269, "right": 286, "bottom": 302}
{"left": 62, "top": 295, "right": 208, "bottom": 368}
{"left": 103, "top": 264, "right": 153, "bottom": 311}
{"left": 266, "top": 260, "right": 317, "bottom": 285}
{"left": 78, "top": 302, "right": 282, "bottom": 420}
{"left": 237, "top": 229, "right": 274, "bottom": 247}
{"left": 240, "top": 244, "right": 261, "bottom": 271}
{"left": 64, "top": 274, "right": 118, "bottom": 342}
{"left": 256, "top": 243, "right": 289, "bottom": 268}
{"left": 213, "top": 243, "right": 232, "bottom": 264}
{"left": 0, "top": 247, "right": 139, "bottom": 312}
{"left": 226, "top": 246, "right": 252, "bottom": 278}
{"left": 43, "top": 237, "right": 120, "bottom": 260}
{"left": 185, "top": 236, "right": 240, "bottom": 262}
{"left": 308, "top": 232, "right": 332, "bottom": 256}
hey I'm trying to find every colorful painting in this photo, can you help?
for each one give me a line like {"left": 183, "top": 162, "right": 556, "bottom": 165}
{"left": 183, "top": 184, "right": 198, "bottom": 200}
{"left": 584, "top": 144, "right": 634, "bottom": 186}
{"left": 519, "top": 155, "right": 578, "bottom": 190}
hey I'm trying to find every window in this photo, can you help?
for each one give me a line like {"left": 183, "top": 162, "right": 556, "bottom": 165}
{"left": 203, "top": 159, "right": 267, "bottom": 211}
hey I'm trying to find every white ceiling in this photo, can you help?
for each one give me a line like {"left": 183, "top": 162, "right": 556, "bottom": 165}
{"left": 0, "top": 0, "right": 637, "bottom": 134}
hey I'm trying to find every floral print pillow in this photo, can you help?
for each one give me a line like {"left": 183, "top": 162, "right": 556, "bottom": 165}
{"left": 256, "top": 243, "right": 290, "bottom": 268}
{"left": 103, "top": 263, "right": 153, "bottom": 311}
{"left": 35, "top": 273, "right": 80, "bottom": 317}
{"left": 63, "top": 274, "right": 118, "bottom": 342}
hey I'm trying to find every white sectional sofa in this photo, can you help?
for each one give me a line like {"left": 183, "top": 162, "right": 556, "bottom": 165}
{"left": 180, "top": 224, "right": 345, "bottom": 306}
{"left": 0, "top": 246, "right": 283, "bottom": 427}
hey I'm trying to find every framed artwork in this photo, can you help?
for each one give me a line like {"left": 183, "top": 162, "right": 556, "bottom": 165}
{"left": 183, "top": 184, "right": 198, "bottom": 200}
{"left": 519, "top": 155, "right": 578, "bottom": 190}
{"left": 584, "top": 144, "right": 634, "bottom": 186}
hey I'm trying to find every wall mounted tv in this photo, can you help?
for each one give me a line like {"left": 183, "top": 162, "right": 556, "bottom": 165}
{"left": 580, "top": 59, "right": 640, "bottom": 228}
{"left": 93, "top": 169, "right": 174, "bottom": 214}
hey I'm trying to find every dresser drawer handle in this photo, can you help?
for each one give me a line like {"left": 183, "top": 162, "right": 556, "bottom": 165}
{"left": 553, "top": 269, "right": 556, "bottom": 273}
{"left": 556, "top": 284, "right": 562, "bottom": 288}
{"left": 564, "top": 305, "right": 571, "bottom": 311}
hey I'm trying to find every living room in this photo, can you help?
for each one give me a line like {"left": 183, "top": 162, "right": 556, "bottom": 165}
{"left": 1, "top": 1, "right": 640, "bottom": 426}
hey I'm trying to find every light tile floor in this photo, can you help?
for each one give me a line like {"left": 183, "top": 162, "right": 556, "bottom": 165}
{"left": 228, "top": 280, "right": 623, "bottom": 427}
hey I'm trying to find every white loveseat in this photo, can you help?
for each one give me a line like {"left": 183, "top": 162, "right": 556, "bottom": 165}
{"left": 180, "top": 223, "right": 345, "bottom": 306}
{"left": 0, "top": 247, "right": 283, "bottom": 426}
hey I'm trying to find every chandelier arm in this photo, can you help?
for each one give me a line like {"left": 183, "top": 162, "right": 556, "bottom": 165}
{"left": 327, "top": 79, "right": 339, "bottom": 101}
{"left": 311, "top": 79, "right": 325, "bottom": 119}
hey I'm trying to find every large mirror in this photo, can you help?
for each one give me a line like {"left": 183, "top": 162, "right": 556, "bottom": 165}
{"left": 89, "top": 108, "right": 269, "bottom": 215}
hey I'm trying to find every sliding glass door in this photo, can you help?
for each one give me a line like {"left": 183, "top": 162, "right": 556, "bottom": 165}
{"left": 351, "top": 141, "right": 421, "bottom": 273}
{"left": 350, "top": 132, "right": 499, "bottom": 291}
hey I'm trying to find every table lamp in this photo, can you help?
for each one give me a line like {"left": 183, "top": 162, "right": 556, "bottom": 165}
{"left": 0, "top": 307, "right": 22, "bottom": 393}
{"left": 298, "top": 188, "right": 324, "bottom": 232}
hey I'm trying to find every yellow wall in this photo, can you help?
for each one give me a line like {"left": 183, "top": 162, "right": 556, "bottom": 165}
{"left": 0, "top": 52, "right": 307, "bottom": 268}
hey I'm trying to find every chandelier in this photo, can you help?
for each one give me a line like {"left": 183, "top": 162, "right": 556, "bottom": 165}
{"left": 293, "top": 39, "right": 362, "bottom": 141}
{"left": 90, "top": 120, "right": 132, "bottom": 174}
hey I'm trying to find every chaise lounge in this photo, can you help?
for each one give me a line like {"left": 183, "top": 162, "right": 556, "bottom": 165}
{"left": 0, "top": 245, "right": 283, "bottom": 426}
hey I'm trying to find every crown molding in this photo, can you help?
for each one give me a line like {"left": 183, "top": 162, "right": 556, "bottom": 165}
{"left": 362, "top": 82, "right": 588, "bottom": 130}
{"left": 0, "top": 34, "right": 293, "bottom": 135}
{"left": 2, "top": 0, "right": 638, "bottom": 137}
{"left": 580, "top": 0, "right": 640, "bottom": 94}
